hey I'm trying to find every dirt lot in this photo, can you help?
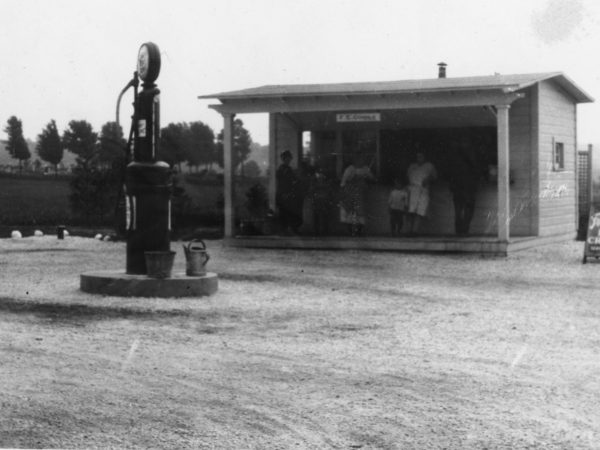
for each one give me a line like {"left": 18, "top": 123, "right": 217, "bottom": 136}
{"left": 1, "top": 236, "right": 599, "bottom": 449}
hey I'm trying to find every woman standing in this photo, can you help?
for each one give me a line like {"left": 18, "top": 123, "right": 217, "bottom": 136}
{"left": 339, "top": 154, "right": 375, "bottom": 236}
{"left": 406, "top": 150, "right": 437, "bottom": 235}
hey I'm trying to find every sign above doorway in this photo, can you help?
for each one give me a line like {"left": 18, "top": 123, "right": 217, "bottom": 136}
{"left": 336, "top": 113, "right": 381, "bottom": 122}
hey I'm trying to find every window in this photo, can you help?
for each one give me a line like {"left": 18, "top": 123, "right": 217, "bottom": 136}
{"left": 553, "top": 140, "right": 565, "bottom": 171}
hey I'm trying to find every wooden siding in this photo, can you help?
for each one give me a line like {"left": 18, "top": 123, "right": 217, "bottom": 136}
{"left": 529, "top": 84, "right": 540, "bottom": 235}
{"left": 537, "top": 80, "right": 577, "bottom": 237}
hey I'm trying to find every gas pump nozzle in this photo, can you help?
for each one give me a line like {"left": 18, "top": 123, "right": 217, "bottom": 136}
{"left": 116, "top": 71, "right": 139, "bottom": 128}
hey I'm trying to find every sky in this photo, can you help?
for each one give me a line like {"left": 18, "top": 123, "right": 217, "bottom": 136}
{"left": 1, "top": 0, "right": 599, "bottom": 148}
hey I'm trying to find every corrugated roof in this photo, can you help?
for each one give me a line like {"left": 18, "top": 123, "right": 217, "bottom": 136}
{"left": 199, "top": 72, "right": 593, "bottom": 103}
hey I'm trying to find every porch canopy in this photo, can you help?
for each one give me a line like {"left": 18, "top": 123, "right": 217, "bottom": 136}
{"left": 199, "top": 72, "right": 593, "bottom": 242}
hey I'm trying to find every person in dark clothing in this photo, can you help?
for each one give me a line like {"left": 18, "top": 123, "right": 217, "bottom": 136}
{"left": 448, "top": 138, "right": 480, "bottom": 235}
{"left": 276, "top": 150, "right": 304, "bottom": 234}
{"left": 309, "top": 166, "right": 336, "bottom": 236}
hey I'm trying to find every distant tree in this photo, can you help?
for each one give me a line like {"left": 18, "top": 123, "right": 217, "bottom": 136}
{"left": 4, "top": 116, "right": 31, "bottom": 173}
{"left": 215, "top": 130, "right": 224, "bottom": 169}
{"left": 62, "top": 120, "right": 98, "bottom": 168}
{"left": 234, "top": 119, "right": 252, "bottom": 176}
{"left": 97, "top": 121, "right": 128, "bottom": 231}
{"left": 244, "top": 160, "right": 261, "bottom": 178}
{"left": 33, "top": 159, "right": 43, "bottom": 173}
{"left": 63, "top": 121, "right": 124, "bottom": 225}
{"left": 217, "top": 118, "right": 253, "bottom": 175}
{"left": 185, "top": 147, "right": 201, "bottom": 172}
{"left": 36, "top": 119, "right": 63, "bottom": 175}
{"left": 187, "top": 121, "right": 215, "bottom": 172}
{"left": 98, "top": 121, "right": 126, "bottom": 168}
{"left": 159, "top": 122, "right": 189, "bottom": 171}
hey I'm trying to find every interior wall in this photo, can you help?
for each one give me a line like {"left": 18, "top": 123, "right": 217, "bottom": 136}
{"left": 311, "top": 126, "right": 501, "bottom": 236}
{"left": 292, "top": 103, "right": 547, "bottom": 237}
{"left": 378, "top": 127, "right": 498, "bottom": 235}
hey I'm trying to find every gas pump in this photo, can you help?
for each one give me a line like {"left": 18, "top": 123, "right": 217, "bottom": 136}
{"left": 80, "top": 41, "right": 217, "bottom": 298}
{"left": 118, "top": 42, "right": 172, "bottom": 274}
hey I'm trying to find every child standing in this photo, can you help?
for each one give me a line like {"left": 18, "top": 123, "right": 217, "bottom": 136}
{"left": 388, "top": 178, "right": 409, "bottom": 236}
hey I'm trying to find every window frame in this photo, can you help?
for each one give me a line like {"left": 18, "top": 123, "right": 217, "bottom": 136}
{"left": 553, "top": 138, "right": 565, "bottom": 171}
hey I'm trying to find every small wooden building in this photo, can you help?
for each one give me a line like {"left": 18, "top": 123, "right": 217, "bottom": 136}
{"left": 199, "top": 70, "right": 593, "bottom": 254}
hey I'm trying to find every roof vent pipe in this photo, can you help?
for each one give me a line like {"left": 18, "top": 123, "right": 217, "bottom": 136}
{"left": 438, "top": 62, "right": 447, "bottom": 78}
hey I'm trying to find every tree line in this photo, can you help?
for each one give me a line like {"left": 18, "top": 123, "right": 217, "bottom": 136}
{"left": 3, "top": 115, "right": 255, "bottom": 175}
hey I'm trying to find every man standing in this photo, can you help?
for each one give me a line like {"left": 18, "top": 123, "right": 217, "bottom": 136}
{"left": 448, "top": 138, "right": 480, "bottom": 235}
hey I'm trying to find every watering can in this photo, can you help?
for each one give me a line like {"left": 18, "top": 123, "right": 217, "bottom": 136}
{"left": 183, "top": 239, "right": 210, "bottom": 276}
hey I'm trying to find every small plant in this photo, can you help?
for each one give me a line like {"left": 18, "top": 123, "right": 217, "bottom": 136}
{"left": 239, "top": 183, "right": 270, "bottom": 235}
{"left": 69, "top": 165, "right": 121, "bottom": 225}
{"left": 244, "top": 183, "right": 269, "bottom": 219}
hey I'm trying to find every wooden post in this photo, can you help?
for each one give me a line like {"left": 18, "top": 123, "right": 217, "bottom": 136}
{"left": 588, "top": 144, "right": 594, "bottom": 212}
{"left": 268, "top": 113, "right": 278, "bottom": 210}
{"left": 222, "top": 113, "right": 235, "bottom": 238}
{"left": 497, "top": 104, "right": 510, "bottom": 241}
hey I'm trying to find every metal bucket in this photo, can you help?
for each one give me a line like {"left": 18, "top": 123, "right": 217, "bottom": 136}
{"left": 144, "top": 251, "right": 176, "bottom": 279}
{"left": 183, "top": 239, "right": 210, "bottom": 276}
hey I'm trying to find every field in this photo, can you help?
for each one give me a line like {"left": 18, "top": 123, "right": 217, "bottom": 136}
{"left": 1, "top": 236, "right": 599, "bottom": 449}
{"left": 0, "top": 173, "right": 227, "bottom": 237}
{"left": 0, "top": 174, "right": 72, "bottom": 226}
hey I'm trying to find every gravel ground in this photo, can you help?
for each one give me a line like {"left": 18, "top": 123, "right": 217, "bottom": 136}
{"left": 1, "top": 235, "right": 599, "bottom": 449}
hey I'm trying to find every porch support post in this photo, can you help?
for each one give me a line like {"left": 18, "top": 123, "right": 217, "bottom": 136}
{"left": 268, "top": 113, "right": 277, "bottom": 209}
{"left": 496, "top": 104, "right": 510, "bottom": 241}
{"left": 222, "top": 112, "right": 235, "bottom": 238}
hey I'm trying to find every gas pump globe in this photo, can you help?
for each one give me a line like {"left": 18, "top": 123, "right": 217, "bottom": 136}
{"left": 124, "top": 42, "right": 172, "bottom": 274}
{"left": 137, "top": 43, "right": 160, "bottom": 83}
